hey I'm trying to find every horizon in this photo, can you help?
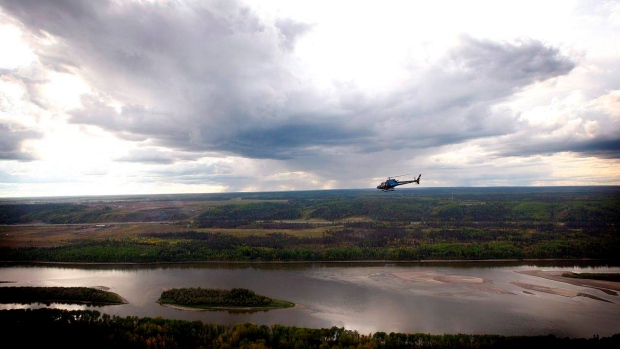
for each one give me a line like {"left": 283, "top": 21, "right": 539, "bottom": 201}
{"left": 2, "top": 184, "right": 618, "bottom": 201}
{"left": 1, "top": 0, "right": 619, "bottom": 197}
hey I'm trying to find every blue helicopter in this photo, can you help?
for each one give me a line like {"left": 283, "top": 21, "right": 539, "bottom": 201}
{"left": 377, "top": 174, "right": 421, "bottom": 191}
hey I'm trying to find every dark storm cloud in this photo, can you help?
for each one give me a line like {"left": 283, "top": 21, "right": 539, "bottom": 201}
{"left": 70, "top": 97, "right": 187, "bottom": 143}
{"left": 219, "top": 121, "right": 372, "bottom": 159}
{"left": 1, "top": 0, "right": 332, "bottom": 158}
{"left": 436, "top": 36, "right": 575, "bottom": 110}
{"left": 454, "top": 36, "right": 575, "bottom": 84}
{"left": 70, "top": 33, "right": 578, "bottom": 159}
{"left": 0, "top": 123, "right": 40, "bottom": 161}
{"left": 575, "top": 138, "right": 620, "bottom": 158}
{"left": 497, "top": 136, "right": 620, "bottom": 159}
{"left": 354, "top": 36, "right": 576, "bottom": 153}
{"left": 2, "top": 0, "right": 590, "bottom": 165}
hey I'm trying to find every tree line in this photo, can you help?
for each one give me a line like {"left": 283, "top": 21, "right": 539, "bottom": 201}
{"left": 1, "top": 187, "right": 618, "bottom": 263}
{"left": 1, "top": 308, "right": 618, "bottom": 349}
{"left": 2, "top": 187, "right": 618, "bottom": 227}
{"left": 1, "top": 217, "right": 618, "bottom": 263}
{"left": 1, "top": 236, "right": 615, "bottom": 263}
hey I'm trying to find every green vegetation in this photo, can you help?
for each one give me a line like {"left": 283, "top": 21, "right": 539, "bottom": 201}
{"left": 195, "top": 202, "right": 305, "bottom": 228}
{"left": 1, "top": 188, "right": 619, "bottom": 346}
{"left": 0, "top": 202, "right": 189, "bottom": 224}
{"left": 0, "top": 286, "right": 125, "bottom": 305}
{"left": 1, "top": 187, "right": 619, "bottom": 262}
{"left": 2, "top": 308, "right": 618, "bottom": 349}
{"left": 158, "top": 287, "right": 294, "bottom": 310}
{"left": 562, "top": 272, "right": 620, "bottom": 282}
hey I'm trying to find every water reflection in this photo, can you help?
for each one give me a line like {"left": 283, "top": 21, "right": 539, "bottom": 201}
{"left": 1, "top": 260, "right": 619, "bottom": 338}
{"left": 3, "top": 259, "right": 618, "bottom": 273}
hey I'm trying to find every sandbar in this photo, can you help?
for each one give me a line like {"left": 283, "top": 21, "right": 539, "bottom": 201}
{"left": 516, "top": 270, "right": 620, "bottom": 294}
{"left": 386, "top": 270, "right": 619, "bottom": 301}
{"left": 389, "top": 271, "right": 514, "bottom": 294}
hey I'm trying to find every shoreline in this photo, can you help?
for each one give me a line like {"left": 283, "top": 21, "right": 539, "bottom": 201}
{"left": 515, "top": 269, "right": 620, "bottom": 293}
{"left": 157, "top": 301, "right": 297, "bottom": 312}
{"left": 1, "top": 258, "right": 616, "bottom": 266}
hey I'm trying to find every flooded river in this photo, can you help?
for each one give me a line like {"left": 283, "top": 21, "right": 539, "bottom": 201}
{"left": 1, "top": 260, "right": 619, "bottom": 338}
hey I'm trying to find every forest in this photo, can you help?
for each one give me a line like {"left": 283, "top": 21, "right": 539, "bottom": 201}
{"left": 1, "top": 308, "right": 618, "bottom": 349}
{"left": 1, "top": 187, "right": 619, "bottom": 347}
{"left": 158, "top": 287, "right": 294, "bottom": 309}
{"left": 1, "top": 186, "right": 618, "bottom": 263}
{"left": 0, "top": 286, "right": 125, "bottom": 305}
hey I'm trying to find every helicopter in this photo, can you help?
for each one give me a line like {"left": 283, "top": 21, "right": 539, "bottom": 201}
{"left": 376, "top": 174, "right": 421, "bottom": 191}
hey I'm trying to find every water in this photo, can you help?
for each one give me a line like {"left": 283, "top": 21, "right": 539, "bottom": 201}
{"left": 1, "top": 261, "right": 619, "bottom": 338}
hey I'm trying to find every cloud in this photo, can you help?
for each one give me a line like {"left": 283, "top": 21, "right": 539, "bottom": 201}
{"left": 75, "top": 34, "right": 576, "bottom": 161}
{"left": 495, "top": 137, "right": 620, "bottom": 159}
{"left": 0, "top": 0, "right": 618, "bottom": 196}
{"left": 2, "top": 1, "right": 579, "bottom": 162}
{"left": 275, "top": 18, "right": 313, "bottom": 51}
{"left": 349, "top": 37, "right": 576, "bottom": 153}
{"left": 218, "top": 121, "right": 373, "bottom": 159}
{"left": 487, "top": 89, "right": 620, "bottom": 159}
{"left": 566, "top": 138, "right": 620, "bottom": 158}
{"left": 452, "top": 36, "right": 575, "bottom": 84}
{"left": 114, "top": 147, "right": 178, "bottom": 165}
{"left": 0, "top": 122, "right": 40, "bottom": 160}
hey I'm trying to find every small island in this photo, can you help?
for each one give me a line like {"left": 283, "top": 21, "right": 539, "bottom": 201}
{"left": 0, "top": 286, "right": 127, "bottom": 305}
{"left": 157, "top": 287, "right": 294, "bottom": 311}
{"left": 561, "top": 272, "right": 620, "bottom": 282}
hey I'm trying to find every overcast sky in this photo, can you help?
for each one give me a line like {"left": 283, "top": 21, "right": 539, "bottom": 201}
{"left": 1, "top": 0, "right": 619, "bottom": 197}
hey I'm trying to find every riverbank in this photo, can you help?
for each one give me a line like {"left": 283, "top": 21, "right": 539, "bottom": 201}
{"left": 157, "top": 301, "right": 300, "bottom": 312}
{"left": 2, "top": 261, "right": 619, "bottom": 338}
{"left": 516, "top": 270, "right": 620, "bottom": 293}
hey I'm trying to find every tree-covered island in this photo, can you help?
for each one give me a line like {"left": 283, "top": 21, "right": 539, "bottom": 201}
{"left": 0, "top": 286, "right": 126, "bottom": 305}
{"left": 158, "top": 287, "right": 294, "bottom": 311}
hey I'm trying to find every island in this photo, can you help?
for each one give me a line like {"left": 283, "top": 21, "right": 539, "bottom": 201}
{"left": 562, "top": 272, "right": 620, "bottom": 282}
{"left": 157, "top": 287, "right": 295, "bottom": 311}
{"left": 516, "top": 270, "right": 620, "bottom": 296}
{"left": 0, "top": 286, "right": 127, "bottom": 305}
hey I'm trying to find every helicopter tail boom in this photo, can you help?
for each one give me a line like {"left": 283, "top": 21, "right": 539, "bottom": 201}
{"left": 376, "top": 174, "right": 421, "bottom": 191}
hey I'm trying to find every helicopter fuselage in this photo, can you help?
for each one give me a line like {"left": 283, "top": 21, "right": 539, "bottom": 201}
{"left": 377, "top": 174, "right": 421, "bottom": 191}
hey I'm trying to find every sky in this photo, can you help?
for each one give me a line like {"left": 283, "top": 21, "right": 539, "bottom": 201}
{"left": 0, "top": 0, "right": 619, "bottom": 197}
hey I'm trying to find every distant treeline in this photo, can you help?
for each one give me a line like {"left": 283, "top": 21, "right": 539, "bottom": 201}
{"left": 1, "top": 227, "right": 617, "bottom": 262}
{"left": 194, "top": 192, "right": 619, "bottom": 228}
{"left": 1, "top": 308, "right": 618, "bottom": 349}
{"left": 2, "top": 187, "right": 619, "bottom": 226}
{"left": 1, "top": 187, "right": 618, "bottom": 263}
{"left": 0, "top": 203, "right": 188, "bottom": 224}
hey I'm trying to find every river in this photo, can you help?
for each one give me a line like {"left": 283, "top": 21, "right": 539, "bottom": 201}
{"left": 1, "top": 260, "right": 619, "bottom": 338}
